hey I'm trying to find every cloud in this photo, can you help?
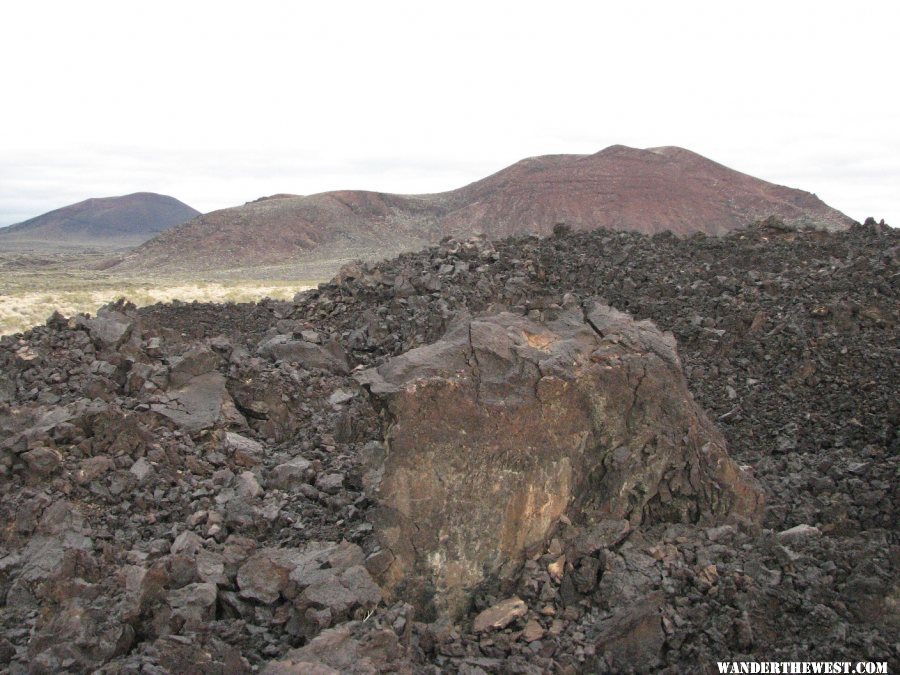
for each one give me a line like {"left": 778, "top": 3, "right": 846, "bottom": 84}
{"left": 1, "top": 1, "right": 898, "bottom": 226}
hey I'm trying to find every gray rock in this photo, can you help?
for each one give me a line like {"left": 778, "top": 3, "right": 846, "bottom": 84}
{"left": 152, "top": 373, "right": 245, "bottom": 432}
{"left": 236, "top": 471, "right": 264, "bottom": 499}
{"left": 168, "top": 346, "right": 222, "bottom": 388}
{"left": 76, "top": 308, "right": 133, "bottom": 348}
{"left": 315, "top": 472, "right": 345, "bottom": 494}
{"left": 573, "top": 519, "right": 631, "bottom": 556}
{"left": 300, "top": 564, "right": 383, "bottom": 619}
{"left": 22, "top": 446, "right": 61, "bottom": 477}
{"left": 223, "top": 432, "right": 264, "bottom": 462}
{"left": 270, "top": 457, "right": 314, "bottom": 490}
{"left": 196, "top": 550, "right": 228, "bottom": 586}
{"left": 257, "top": 335, "right": 349, "bottom": 374}
{"left": 129, "top": 457, "right": 154, "bottom": 482}
{"left": 171, "top": 531, "right": 205, "bottom": 557}
{"left": 777, "top": 524, "right": 822, "bottom": 541}
{"left": 167, "top": 581, "right": 218, "bottom": 629}
{"left": 300, "top": 329, "right": 322, "bottom": 344}
{"left": 76, "top": 455, "right": 115, "bottom": 484}
{"left": 329, "top": 388, "right": 356, "bottom": 406}
{"left": 90, "top": 360, "right": 118, "bottom": 377}
{"left": 592, "top": 592, "right": 665, "bottom": 672}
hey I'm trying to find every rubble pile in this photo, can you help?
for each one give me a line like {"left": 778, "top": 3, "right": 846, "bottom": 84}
{"left": 0, "top": 219, "right": 896, "bottom": 673}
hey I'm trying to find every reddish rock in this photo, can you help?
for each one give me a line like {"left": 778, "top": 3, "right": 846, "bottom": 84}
{"left": 263, "top": 621, "right": 410, "bottom": 675}
{"left": 236, "top": 549, "right": 294, "bottom": 604}
{"left": 472, "top": 597, "right": 528, "bottom": 633}
{"left": 358, "top": 301, "right": 764, "bottom": 617}
{"left": 112, "top": 146, "right": 852, "bottom": 274}
{"left": 522, "top": 618, "right": 545, "bottom": 642}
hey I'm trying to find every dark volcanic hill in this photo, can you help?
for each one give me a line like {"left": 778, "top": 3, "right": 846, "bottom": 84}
{"left": 115, "top": 145, "right": 854, "bottom": 273}
{"left": 0, "top": 192, "right": 200, "bottom": 248}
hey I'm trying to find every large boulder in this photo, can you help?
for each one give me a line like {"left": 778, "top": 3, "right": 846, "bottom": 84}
{"left": 356, "top": 300, "right": 764, "bottom": 618}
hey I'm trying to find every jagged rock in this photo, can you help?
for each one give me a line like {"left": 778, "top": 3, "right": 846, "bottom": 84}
{"left": 129, "top": 456, "right": 154, "bottom": 481}
{"left": 257, "top": 335, "right": 350, "bottom": 374}
{"left": 357, "top": 302, "right": 763, "bottom": 618}
{"left": 152, "top": 372, "right": 246, "bottom": 433}
{"left": 22, "top": 445, "right": 61, "bottom": 477}
{"left": 236, "top": 549, "right": 294, "bottom": 604}
{"left": 329, "top": 388, "right": 355, "bottom": 406}
{"left": 522, "top": 618, "right": 544, "bottom": 642}
{"left": 0, "top": 224, "right": 895, "bottom": 672}
{"left": 572, "top": 519, "right": 631, "bottom": 556}
{"left": 236, "top": 470, "right": 263, "bottom": 499}
{"left": 6, "top": 501, "right": 94, "bottom": 591}
{"left": 171, "top": 531, "right": 205, "bottom": 557}
{"left": 222, "top": 431, "right": 264, "bottom": 466}
{"left": 236, "top": 541, "right": 378, "bottom": 619}
{"left": 146, "top": 634, "right": 251, "bottom": 674}
{"left": 75, "top": 305, "right": 133, "bottom": 349}
{"left": 777, "top": 523, "right": 822, "bottom": 541}
{"left": 316, "top": 472, "right": 345, "bottom": 493}
{"left": 168, "top": 345, "right": 221, "bottom": 387}
{"left": 27, "top": 599, "right": 134, "bottom": 671}
{"left": 596, "top": 546, "right": 660, "bottom": 610}
{"left": 266, "top": 662, "right": 339, "bottom": 675}
{"left": 592, "top": 592, "right": 665, "bottom": 672}
{"left": 572, "top": 555, "right": 602, "bottom": 594}
{"left": 75, "top": 455, "right": 115, "bottom": 484}
{"left": 263, "top": 621, "right": 410, "bottom": 675}
{"left": 298, "top": 564, "right": 382, "bottom": 621}
{"left": 167, "top": 581, "right": 218, "bottom": 630}
{"left": 270, "top": 457, "right": 314, "bottom": 490}
{"left": 300, "top": 329, "right": 323, "bottom": 344}
{"left": 196, "top": 550, "right": 228, "bottom": 586}
{"left": 472, "top": 597, "right": 528, "bottom": 632}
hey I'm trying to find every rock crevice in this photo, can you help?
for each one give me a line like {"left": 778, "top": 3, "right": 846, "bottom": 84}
{"left": 357, "top": 300, "right": 764, "bottom": 619}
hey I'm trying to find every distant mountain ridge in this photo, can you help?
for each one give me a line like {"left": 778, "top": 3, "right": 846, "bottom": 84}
{"left": 115, "top": 145, "right": 855, "bottom": 273}
{"left": 0, "top": 192, "right": 200, "bottom": 248}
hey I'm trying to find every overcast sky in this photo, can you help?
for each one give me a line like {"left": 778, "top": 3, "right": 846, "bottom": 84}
{"left": 1, "top": 0, "right": 897, "bottom": 227}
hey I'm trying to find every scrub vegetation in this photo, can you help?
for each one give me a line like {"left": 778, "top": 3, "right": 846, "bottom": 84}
{"left": 0, "top": 249, "right": 316, "bottom": 335}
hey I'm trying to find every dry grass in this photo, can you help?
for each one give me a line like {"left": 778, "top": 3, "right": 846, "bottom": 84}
{"left": 0, "top": 282, "right": 313, "bottom": 336}
{"left": 0, "top": 249, "right": 321, "bottom": 336}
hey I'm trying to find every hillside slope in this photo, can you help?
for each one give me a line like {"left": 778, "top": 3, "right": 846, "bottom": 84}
{"left": 115, "top": 146, "right": 854, "bottom": 272}
{"left": 0, "top": 192, "right": 199, "bottom": 248}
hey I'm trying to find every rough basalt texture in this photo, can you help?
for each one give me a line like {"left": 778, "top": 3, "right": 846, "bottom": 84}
{"left": 357, "top": 301, "right": 763, "bottom": 618}
{"left": 0, "top": 222, "right": 894, "bottom": 672}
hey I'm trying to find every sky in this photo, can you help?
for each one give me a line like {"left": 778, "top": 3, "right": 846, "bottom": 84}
{"left": 1, "top": 0, "right": 898, "bottom": 227}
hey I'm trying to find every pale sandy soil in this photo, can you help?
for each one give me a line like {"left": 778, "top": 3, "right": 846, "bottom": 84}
{"left": 0, "top": 281, "right": 314, "bottom": 336}
{"left": 0, "top": 249, "right": 321, "bottom": 336}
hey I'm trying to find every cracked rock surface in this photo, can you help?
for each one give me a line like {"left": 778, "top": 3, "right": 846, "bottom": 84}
{"left": 0, "top": 219, "right": 896, "bottom": 673}
{"left": 357, "top": 302, "right": 763, "bottom": 619}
